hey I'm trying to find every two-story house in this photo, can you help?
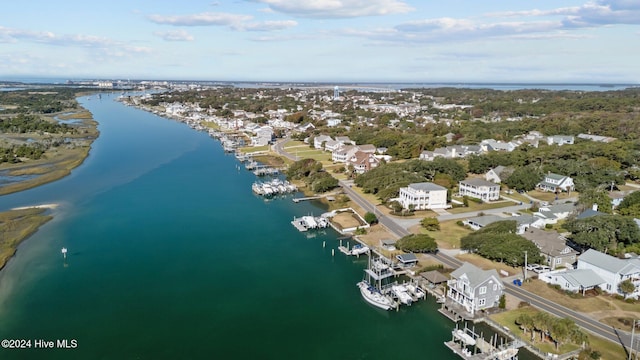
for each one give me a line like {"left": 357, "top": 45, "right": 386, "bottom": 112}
{"left": 537, "top": 173, "right": 574, "bottom": 193}
{"left": 520, "top": 228, "right": 578, "bottom": 269}
{"left": 459, "top": 178, "right": 500, "bottom": 201}
{"left": 577, "top": 249, "right": 640, "bottom": 299}
{"left": 447, "top": 262, "right": 504, "bottom": 315}
{"left": 346, "top": 151, "right": 380, "bottom": 174}
{"left": 396, "top": 182, "right": 448, "bottom": 210}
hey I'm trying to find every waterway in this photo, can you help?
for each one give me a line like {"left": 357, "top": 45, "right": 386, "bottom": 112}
{"left": 0, "top": 93, "right": 536, "bottom": 359}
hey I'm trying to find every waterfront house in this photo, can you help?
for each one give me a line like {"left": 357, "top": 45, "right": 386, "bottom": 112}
{"left": 458, "top": 178, "right": 500, "bottom": 201}
{"left": 520, "top": 228, "right": 578, "bottom": 269}
{"left": 396, "top": 253, "right": 419, "bottom": 268}
{"left": 396, "top": 182, "right": 448, "bottom": 210}
{"left": 447, "top": 262, "right": 504, "bottom": 315}
{"left": 485, "top": 166, "right": 513, "bottom": 184}
{"left": 577, "top": 249, "right": 640, "bottom": 299}
{"left": 537, "top": 173, "right": 574, "bottom": 193}
{"left": 538, "top": 269, "right": 605, "bottom": 295}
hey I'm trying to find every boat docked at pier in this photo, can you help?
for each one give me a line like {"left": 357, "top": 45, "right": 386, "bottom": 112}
{"left": 357, "top": 281, "right": 395, "bottom": 311}
{"left": 252, "top": 179, "right": 297, "bottom": 197}
{"left": 391, "top": 285, "right": 413, "bottom": 306}
{"left": 291, "top": 215, "right": 329, "bottom": 232}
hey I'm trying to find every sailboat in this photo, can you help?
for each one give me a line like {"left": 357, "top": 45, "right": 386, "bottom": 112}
{"left": 357, "top": 254, "right": 395, "bottom": 310}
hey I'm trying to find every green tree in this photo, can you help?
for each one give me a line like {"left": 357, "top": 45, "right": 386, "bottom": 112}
{"left": 515, "top": 313, "right": 535, "bottom": 340}
{"left": 396, "top": 234, "right": 438, "bottom": 253}
{"left": 420, "top": 217, "right": 440, "bottom": 231}
{"left": 618, "top": 279, "right": 636, "bottom": 298}
{"left": 578, "top": 187, "right": 612, "bottom": 214}
{"left": 364, "top": 212, "right": 378, "bottom": 225}
{"left": 504, "top": 166, "right": 542, "bottom": 192}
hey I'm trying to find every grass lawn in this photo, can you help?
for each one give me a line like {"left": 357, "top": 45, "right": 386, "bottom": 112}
{"left": 521, "top": 279, "right": 619, "bottom": 313}
{"left": 527, "top": 189, "right": 578, "bottom": 203}
{"left": 447, "top": 199, "right": 517, "bottom": 214}
{"left": 490, "top": 307, "right": 627, "bottom": 360}
{"left": 422, "top": 220, "right": 471, "bottom": 250}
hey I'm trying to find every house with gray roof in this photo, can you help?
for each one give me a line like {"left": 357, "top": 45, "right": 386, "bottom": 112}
{"left": 485, "top": 166, "right": 513, "bottom": 184}
{"left": 537, "top": 173, "right": 574, "bottom": 193}
{"left": 313, "top": 134, "right": 334, "bottom": 149}
{"left": 577, "top": 249, "right": 640, "bottom": 298}
{"left": 533, "top": 203, "right": 576, "bottom": 226}
{"left": 447, "top": 262, "right": 504, "bottom": 315}
{"left": 459, "top": 178, "right": 500, "bottom": 201}
{"left": 520, "top": 228, "right": 578, "bottom": 269}
{"left": 538, "top": 269, "right": 605, "bottom": 295}
{"left": 396, "top": 182, "right": 448, "bottom": 210}
{"left": 462, "top": 215, "right": 505, "bottom": 231}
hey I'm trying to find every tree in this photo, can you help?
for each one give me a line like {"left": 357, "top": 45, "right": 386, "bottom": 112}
{"left": 564, "top": 215, "right": 640, "bottom": 253}
{"left": 388, "top": 200, "right": 403, "bottom": 214}
{"left": 420, "top": 217, "right": 440, "bottom": 231}
{"left": 364, "top": 212, "right": 378, "bottom": 225}
{"left": 498, "top": 294, "right": 506, "bottom": 309}
{"left": 578, "top": 187, "right": 612, "bottom": 214}
{"left": 515, "top": 313, "right": 535, "bottom": 340}
{"left": 504, "top": 166, "right": 543, "bottom": 192}
{"left": 396, "top": 234, "right": 438, "bottom": 253}
{"left": 618, "top": 279, "right": 636, "bottom": 298}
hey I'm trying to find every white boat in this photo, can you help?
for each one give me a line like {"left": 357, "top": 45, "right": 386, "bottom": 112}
{"left": 357, "top": 281, "right": 394, "bottom": 311}
{"left": 453, "top": 329, "right": 476, "bottom": 346}
{"left": 350, "top": 244, "right": 369, "bottom": 256}
{"left": 405, "top": 283, "right": 426, "bottom": 299}
{"left": 392, "top": 285, "right": 413, "bottom": 306}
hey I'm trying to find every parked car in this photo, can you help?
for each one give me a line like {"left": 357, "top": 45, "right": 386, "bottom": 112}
{"left": 533, "top": 265, "right": 551, "bottom": 274}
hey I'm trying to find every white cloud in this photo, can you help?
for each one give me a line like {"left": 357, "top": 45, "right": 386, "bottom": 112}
{"left": 147, "top": 12, "right": 251, "bottom": 26}
{"left": 153, "top": 30, "right": 195, "bottom": 42}
{"left": 250, "top": 0, "right": 414, "bottom": 18}
{"left": 236, "top": 20, "right": 297, "bottom": 31}
{"left": 147, "top": 12, "right": 297, "bottom": 32}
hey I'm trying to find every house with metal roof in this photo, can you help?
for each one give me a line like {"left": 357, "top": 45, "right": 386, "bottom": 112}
{"left": 396, "top": 182, "right": 448, "bottom": 210}
{"left": 396, "top": 253, "right": 419, "bottom": 267}
{"left": 447, "top": 262, "right": 504, "bottom": 315}
{"left": 577, "top": 249, "right": 640, "bottom": 298}
{"left": 538, "top": 269, "right": 605, "bottom": 295}
{"left": 537, "top": 173, "right": 574, "bottom": 193}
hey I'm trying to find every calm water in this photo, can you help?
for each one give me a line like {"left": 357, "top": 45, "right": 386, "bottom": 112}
{"left": 0, "top": 94, "right": 537, "bottom": 359}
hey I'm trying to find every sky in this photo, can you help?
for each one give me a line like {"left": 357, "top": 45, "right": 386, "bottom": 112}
{"left": 1, "top": 0, "right": 639, "bottom": 83}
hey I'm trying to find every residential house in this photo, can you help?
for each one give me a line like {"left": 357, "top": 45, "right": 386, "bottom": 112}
{"left": 463, "top": 215, "right": 505, "bottom": 231}
{"left": 577, "top": 249, "right": 640, "bottom": 298}
{"left": 332, "top": 145, "right": 358, "bottom": 163}
{"left": 314, "top": 135, "right": 334, "bottom": 149}
{"left": 250, "top": 126, "right": 274, "bottom": 146}
{"left": 538, "top": 269, "right": 605, "bottom": 295}
{"left": 459, "top": 178, "right": 500, "bottom": 201}
{"left": 326, "top": 118, "right": 342, "bottom": 127}
{"left": 447, "top": 262, "right": 504, "bottom": 315}
{"left": 577, "top": 133, "right": 617, "bottom": 143}
{"left": 533, "top": 203, "right": 576, "bottom": 226}
{"left": 547, "top": 135, "right": 575, "bottom": 146}
{"left": 396, "top": 182, "right": 448, "bottom": 210}
{"left": 480, "top": 139, "right": 517, "bottom": 152}
{"left": 346, "top": 151, "right": 380, "bottom": 174}
{"left": 520, "top": 228, "right": 578, "bottom": 269}
{"left": 485, "top": 166, "right": 513, "bottom": 184}
{"left": 537, "top": 173, "right": 575, "bottom": 193}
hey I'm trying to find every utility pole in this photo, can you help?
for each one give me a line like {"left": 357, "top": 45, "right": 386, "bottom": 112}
{"left": 630, "top": 319, "right": 637, "bottom": 360}
{"left": 523, "top": 250, "right": 528, "bottom": 281}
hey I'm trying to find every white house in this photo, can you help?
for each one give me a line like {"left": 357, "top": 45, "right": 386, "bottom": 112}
{"left": 397, "top": 182, "right": 448, "bottom": 210}
{"left": 577, "top": 249, "right": 640, "bottom": 299}
{"left": 447, "top": 262, "right": 504, "bottom": 315}
{"left": 314, "top": 135, "right": 333, "bottom": 149}
{"left": 459, "top": 178, "right": 500, "bottom": 201}
{"left": 538, "top": 269, "right": 605, "bottom": 295}
{"left": 547, "top": 135, "right": 575, "bottom": 146}
{"left": 537, "top": 173, "right": 575, "bottom": 193}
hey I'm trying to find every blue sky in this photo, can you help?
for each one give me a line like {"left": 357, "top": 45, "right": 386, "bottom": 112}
{"left": 1, "top": 0, "right": 639, "bottom": 83}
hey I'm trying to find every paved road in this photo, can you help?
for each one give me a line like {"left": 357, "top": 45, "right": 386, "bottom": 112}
{"left": 272, "top": 137, "right": 299, "bottom": 161}
{"left": 277, "top": 141, "right": 638, "bottom": 353}
{"left": 338, "top": 179, "right": 638, "bottom": 354}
